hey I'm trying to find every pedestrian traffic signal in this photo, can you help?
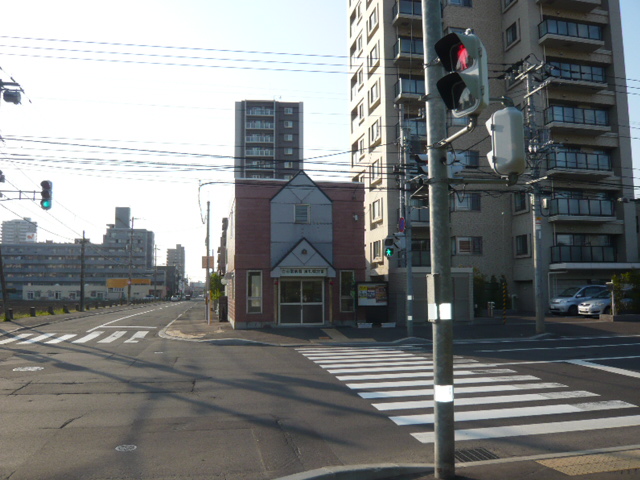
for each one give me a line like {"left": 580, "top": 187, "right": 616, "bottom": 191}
{"left": 384, "top": 236, "right": 395, "bottom": 258}
{"left": 40, "top": 180, "right": 52, "bottom": 210}
{"left": 434, "top": 30, "right": 489, "bottom": 117}
{"left": 485, "top": 107, "right": 526, "bottom": 179}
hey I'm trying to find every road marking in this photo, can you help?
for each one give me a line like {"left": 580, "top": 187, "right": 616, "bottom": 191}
{"left": 359, "top": 382, "right": 568, "bottom": 399}
{"left": 568, "top": 360, "right": 640, "bottom": 379}
{"left": 346, "top": 375, "right": 540, "bottom": 390}
{"left": 0, "top": 333, "right": 34, "bottom": 344}
{"left": 412, "top": 415, "right": 640, "bottom": 443}
{"left": 45, "top": 334, "right": 77, "bottom": 344}
{"left": 312, "top": 354, "right": 417, "bottom": 363}
{"left": 124, "top": 331, "right": 149, "bottom": 343}
{"left": 336, "top": 369, "right": 515, "bottom": 381}
{"left": 391, "top": 401, "right": 634, "bottom": 426}
{"left": 326, "top": 363, "right": 491, "bottom": 374}
{"left": 372, "top": 390, "right": 599, "bottom": 411}
{"left": 72, "top": 331, "right": 104, "bottom": 343}
{"left": 321, "top": 360, "right": 435, "bottom": 370}
{"left": 477, "top": 342, "right": 640, "bottom": 353}
{"left": 18, "top": 333, "right": 57, "bottom": 344}
{"left": 98, "top": 331, "right": 127, "bottom": 343}
{"left": 88, "top": 309, "right": 158, "bottom": 332}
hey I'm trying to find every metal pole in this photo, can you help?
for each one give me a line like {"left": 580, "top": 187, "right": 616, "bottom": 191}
{"left": 422, "top": 1, "right": 455, "bottom": 477}
{"left": 399, "top": 105, "right": 414, "bottom": 337}
{"left": 205, "top": 201, "right": 211, "bottom": 325}
{"left": 80, "top": 231, "right": 86, "bottom": 312}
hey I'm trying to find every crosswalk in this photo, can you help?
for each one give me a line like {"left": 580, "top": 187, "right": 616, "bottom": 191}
{"left": 0, "top": 330, "right": 151, "bottom": 346}
{"left": 297, "top": 346, "right": 640, "bottom": 445}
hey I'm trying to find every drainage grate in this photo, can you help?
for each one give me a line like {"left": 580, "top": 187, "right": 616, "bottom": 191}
{"left": 455, "top": 448, "right": 500, "bottom": 463}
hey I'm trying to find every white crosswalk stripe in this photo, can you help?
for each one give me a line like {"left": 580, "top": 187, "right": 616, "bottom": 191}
{"left": 297, "top": 345, "right": 640, "bottom": 445}
{"left": 0, "top": 330, "right": 152, "bottom": 346}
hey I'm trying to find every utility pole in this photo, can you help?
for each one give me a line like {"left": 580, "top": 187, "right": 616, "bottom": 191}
{"left": 398, "top": 104, "right": 414, "bottom": 337}
{"left": 205, "top": 201, "right": 211, "bottom": 325}
{"left": 0, "top": 246, "right": 10, "bottom": 321}
{"left": 422, "top": 0, "right": 455, "bottom": 477}
{"left": 80, "top": 231, "right": 86, "bottom": 312}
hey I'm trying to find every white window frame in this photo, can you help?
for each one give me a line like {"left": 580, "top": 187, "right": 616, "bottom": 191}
{"left": 294, "top": 204, "right": 310, "bottom": 224}
{"left": 284, "top": 121, "right": 294, "bottom": 128}
{"left": 284, "top": 107, "right": 293, "bottom": 115}
{"left": 371, "top": 198, "right": 383, "bottom": 223}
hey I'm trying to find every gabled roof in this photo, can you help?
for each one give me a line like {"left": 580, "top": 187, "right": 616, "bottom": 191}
{"left": 271, "top": 170, "right": 332, "bottom": 204}
{"left": 271, "top": 237, "right": 335, "bottom": 278}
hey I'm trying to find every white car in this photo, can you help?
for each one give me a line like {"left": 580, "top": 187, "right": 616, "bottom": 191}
{"left": 578, "top": 290, "right": 612, "bottom": 317}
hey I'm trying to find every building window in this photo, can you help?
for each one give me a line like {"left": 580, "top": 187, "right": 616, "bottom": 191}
{"left": 369, "top": 118, "right": 381, "bottom": 145}
{"left": 454, "top": 236, "right": 482, "bottom": 255}
{"left": 367, "top": 7, "right": 378, "bottom": 35}
{"left": 284, "top": 148, "right": 293, "bottom": 155}
{"left": 284, "top": 161, "right": 295, "bottom": 168}
{"left": 505, "top": 22, "right": 518, "bottom": 47}
{"left": 504, "top": 0, "right": 517, "bottom": 9}
{"left": 370, "top": 159, "right": 382, "bottom": 184}
{"left": 369, "top": 80, "right": 380, "bottom": 108}
{"left": 284, "top": 121, "right": 294, "bottom": 128}
{"left": 284, "top": 107, "right": 293, "bottom": 114}
{"left": 452, "top": 150, "right": 479, "bottom": 168}
{"left": 368, "top": 42, "right": 380, "bottom": 72}
{"left": 294, "top": 204, "right": 310, "bottom": 224}
{"left": 371, "top": 199, "right": 383, "bottom": 223}
{"left": 247, "top": 271, "right": 262, "bottom": 314}
{"left": 515, "top": 234, "right": 529, "bottom": 256}
{"left": 451, "top": 192, "right": 480, "bottom": 211}
{"left": 448, "top": 0, "right": 472, "bottom": 6}
{"left": 514, "top": 191, "right": 528, "bottom": 212}
{"left": 372, "top": 240, "right": 382, "bottom": 260}
{"left": 340, "top": 271, "right": 355, "bottom": 312}
{"left": 284, "top": 134, "right": 293, "bottom": 141}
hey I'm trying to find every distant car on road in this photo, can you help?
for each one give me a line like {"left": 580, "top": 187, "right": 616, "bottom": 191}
{"left": 549, "top": 285, "right": 608, "bottom": 316}
{"left": 170, "top": 295, "right": 181, "bottom": 302}
{"left": 578, "top": 289, "right": 612, "bottom": 317}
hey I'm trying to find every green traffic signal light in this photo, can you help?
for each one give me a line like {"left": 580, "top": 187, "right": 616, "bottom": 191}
{"left": 40, "top": 180, "right": 53, "bottom": 210}
{"left": 385, "top": 247, "right": 394, "bottom": 258}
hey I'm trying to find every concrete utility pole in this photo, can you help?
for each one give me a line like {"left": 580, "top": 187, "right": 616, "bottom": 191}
{"left": 205, "top": 201, "right": 211, "bottom": 325}
{"left": 80, "top": 231, "right": 86, "bottom": 312}
{"left": 422, "top": 0, "right": 455, "bottom": 478}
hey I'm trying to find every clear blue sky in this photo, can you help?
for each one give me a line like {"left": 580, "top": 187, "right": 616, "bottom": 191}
{"left": 0, "top": 1, "right": 637, "bottom": 281}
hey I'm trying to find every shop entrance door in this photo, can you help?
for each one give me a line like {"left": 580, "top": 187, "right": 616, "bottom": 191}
{"left": 279, "top": 279, "right": 324, "bottom": 324}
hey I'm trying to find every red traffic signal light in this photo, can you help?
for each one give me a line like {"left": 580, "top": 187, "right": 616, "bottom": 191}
{"left": 434, "top": 31, "right": 489, "bottom": 117}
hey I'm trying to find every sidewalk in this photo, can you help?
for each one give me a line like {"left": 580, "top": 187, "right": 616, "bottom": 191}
{"left": 162, "top": 300, "right": 640, "bottom": 346}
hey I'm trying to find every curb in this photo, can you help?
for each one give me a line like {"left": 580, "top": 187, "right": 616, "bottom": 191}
{"left": 273, "top": 463, "right": 434, "bottom": 480}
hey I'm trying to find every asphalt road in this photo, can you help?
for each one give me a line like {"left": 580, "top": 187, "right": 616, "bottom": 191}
{"left": 1, "top": 304, "right": 640, "bottom": 479}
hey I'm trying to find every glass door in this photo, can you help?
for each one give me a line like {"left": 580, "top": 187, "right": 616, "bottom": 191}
{"left": 280, "top": 279, "right": 324, "bottom": 324}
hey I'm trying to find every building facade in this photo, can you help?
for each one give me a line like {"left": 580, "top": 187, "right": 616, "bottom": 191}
{"left": 1, "top": 218, "right": 37, "bottom": 244}
{"left": 349, "top": 0, "right": 638, "bottom": 319}
{"left": 223, "top": 172, "right": 366, "bottom": 328}
{"left": 234, "top": 100, "right": 304, "bottom": 180}
{"left": 166, "top": 244, "right": 186, "bottom": 279}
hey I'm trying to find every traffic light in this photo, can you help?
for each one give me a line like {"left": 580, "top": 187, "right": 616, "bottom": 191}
{"left": 434, "top": 30, "right": 489, "bottom": 118}
{"left": 40, "top": 180, "right": 53, "bottom": 210}
{"left": 384, "top": 237, "right": 395, "bottom": 257}
{"left": 485, "top": 107, "right": 526, "bottom": 178}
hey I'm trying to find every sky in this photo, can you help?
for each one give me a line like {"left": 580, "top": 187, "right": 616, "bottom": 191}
{"left": 0, "top": 1, "right": 638, "bottom": 283}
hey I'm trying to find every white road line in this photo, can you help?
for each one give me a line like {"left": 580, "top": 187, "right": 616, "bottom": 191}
{"left": 311, "top": 354, "right": 418, "bottom": 362}
{"left": 477, "top": 342, "right": 640, "bottom": 353}
{"left": 45, "top": 334, "right": 78, "bottom": 344}
{"left": 568, "top": 360, "right": 640, "bottom": 379}
{"left": 347, "top": 375, "right": 540, "bottom": 390}
{"left": 87, "top": 309, "right": 158, "bottom": 332}
{"left": 124, "top": 331, "right": 150, "bottom": 343}
{"left": 98, "top": 331, "right": 127, "bottom": 343}
{"left": 391, "top": 400, "right": 634, "bottom": 426}
{"left": 358, "top": 382, "right": 566, "bottom": 399}
{"left": 0, "top": 333, "right": 34, "bottom": 344}
{"left": 18, "top": 333, "right": 57, "bottom": 344}
{"left": 322, "top": 360, "right": 435, "bottom": 369}
{"left": 72, "top": 331, "right": 104, "bottom": 343}
{"left": 336, "top": 369, "right": 515, "bottom": 381}
{"left": 372, "top": 390, "right": 599, "bottom": 411}
{"left": 412, "top": 415, "right": 640, "bottom": 443}
{"left": 326, "top": 363, "right": 493, "bottom": 374}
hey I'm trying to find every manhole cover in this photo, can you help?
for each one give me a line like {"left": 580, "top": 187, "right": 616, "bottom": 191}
{"left": 13, "top": 366, "right": 44, "bottom": 372}
{"left": 455, "top": 448, "right": 499, "bottom": 462}
{"left": 115, "top": 445, "right": 137, "bottom": 452}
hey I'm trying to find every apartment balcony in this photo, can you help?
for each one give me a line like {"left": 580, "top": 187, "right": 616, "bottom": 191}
{"left": 544, "top": 105, "right": 610, "bottom": 135}
{"left": 246, "top": 108, "right": 274, "bottom": 116}
{"left": 392, "top": 0, "right": 422, "bottom": 28}
{"left": 537, "top": 0, "right": 601, "bottom": 13}
{"left": 245, "top": 148, "right": 275, "bottom": 157}
{"left": 546, "top": 151, "right": 613, "bottom": 180}
{"left": 245, "top": 135, "right": 274, "bottom": 143}
{"left": 547, "top": 61, "right": 608, "bottom": 93}
{"left": 538, "top": 19, "right": 604, "bottom": 52}
{"left": 245, "top": 121, "right": 275, "bottom": 130}
{"left": 551, "top": 245, "right": 616, "bottom": 263}
{"left": 547, "top": 198, "right": 616, "bottom": 223}
{"left": 398, "top": 206, "right": 430, "bottom": 227}
{"left": 394, "top": 78, "right": 425, "bottom": 104}
{"left": 393, "top": 36, "right": 424, "bottom": 66}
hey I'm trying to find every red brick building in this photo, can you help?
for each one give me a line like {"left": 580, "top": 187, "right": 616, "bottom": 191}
{"left": 224, "top": 172, "right": 365, "bottom": 328}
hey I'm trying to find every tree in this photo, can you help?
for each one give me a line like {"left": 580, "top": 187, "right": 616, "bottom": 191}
{"left": 210, "top": 272, "right": 224, "bottom": 301}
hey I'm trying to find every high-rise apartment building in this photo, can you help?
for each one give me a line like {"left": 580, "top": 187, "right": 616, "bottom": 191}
{"left": 349, "top": 0, "right": 638, "bottom": 317}
{"left": 1, "top": 218, "right": 37, "bottom": 243}
{"left": 166, "top": 244, "right": 186, "bottom": 279}
{"left": 234, "top": 100, "right": 304, "bottom": 180}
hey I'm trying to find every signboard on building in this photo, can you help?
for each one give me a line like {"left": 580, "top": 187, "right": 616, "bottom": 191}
{"left": 356, "top": 282, "right": 388, "bottom": 307}
{"left": 280, "top": 268, "right": 327, "bottom": 277}
{"left": 202, "top": 256, "right": 215, "bottom": 268}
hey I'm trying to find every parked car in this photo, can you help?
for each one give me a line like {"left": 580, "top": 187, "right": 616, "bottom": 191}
{"left": 578, "top": 289, "right": 612, "bottom": 317}
{"left": 549, "top": 285, "right": 609, "bottom": 316}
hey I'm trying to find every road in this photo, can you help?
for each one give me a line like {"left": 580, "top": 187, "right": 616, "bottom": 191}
{"left": 1, "top": 305, "right": 640, "bottom": 479}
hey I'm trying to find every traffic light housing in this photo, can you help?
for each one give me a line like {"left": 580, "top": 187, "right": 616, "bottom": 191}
{"left": 40, "top": 180, "right": 52, "bottom": 210}
{"left": 485, "top": 107, "right": 526, "bottom": 178}
{"left": 384, "top": 237, "right": 395, "bottom": 258}
{"left": 434, "top": 30, "right": 489, "bottom": 118}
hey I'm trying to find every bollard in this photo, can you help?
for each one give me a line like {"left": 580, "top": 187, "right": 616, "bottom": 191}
{"left": 30, "top": 307, "right": 36, "bottom": 317}
{"left": 63, "top": 305, "right": 70, "bottom": 314}
{"left": 7, "top": 309, "right": 13, "bottom": 320}
{"left": 47, "top": 306, "right": 54, "bottom": 315}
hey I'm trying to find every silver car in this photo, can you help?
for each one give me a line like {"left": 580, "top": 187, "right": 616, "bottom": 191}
{"left": 549, "top": 285, "right": 608, "bottom": 316}
{"left": 578, "top": 290, "right": 612, "bottom": 317}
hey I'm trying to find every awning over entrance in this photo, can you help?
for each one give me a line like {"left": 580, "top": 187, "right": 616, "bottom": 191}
{"left": 271, "top": 238, "right": 336, "bottom": 278}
